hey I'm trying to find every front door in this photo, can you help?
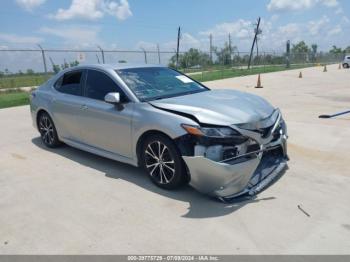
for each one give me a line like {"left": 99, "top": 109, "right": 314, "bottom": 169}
{"left": 78, "top": 69, "right": 134, "bottom": 158}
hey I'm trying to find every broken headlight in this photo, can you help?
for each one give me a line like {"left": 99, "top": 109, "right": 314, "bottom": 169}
{"left": 181, "top": 124, "right": 247, "bottom": 145}
{"left": 181, "top": 124, "right": 238, "bottom": 137}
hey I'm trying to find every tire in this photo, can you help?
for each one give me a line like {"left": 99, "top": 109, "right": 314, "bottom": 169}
{"left": 38, "top": 112, "right": 61, "bottom": 148}
{"left": 140, "top": 134, "right": 187, "bottom": 190}
{"left": 343, "top": 63, "right": 349, "bottom": 69}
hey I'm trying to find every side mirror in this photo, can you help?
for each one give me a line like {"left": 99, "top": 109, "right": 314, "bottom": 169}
{"left": 104, "top": 92, "right": 120, "bottom": 104}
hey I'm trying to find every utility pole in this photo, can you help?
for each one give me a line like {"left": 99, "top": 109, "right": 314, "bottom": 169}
{"left": 176, "top": 26, "right": 181, "bottom": 69}
{"left": 157, "top": 44, "right": 161, "bottom": 64}
{"left": 228, "top": 33, "right": 232, "bottom": 66}
{"left": 140, "top": 48, "right": 147, "bottom": 64}
{"left": 96, "top": 54, "right": 100, "bottom": 64}
{"left": 248, "top": 17, "right": 261, "bottom": 69}
{"left": 209, "top": 33, "right": 213, "bottom": 63}
{"left": 37, "top": 44, "right": 47, "bottom": 74}
{"left": 49, "top": 57, "right": 55, "bottom": 67}
{"left": 97, "top": 45, "right": 105, "bottom": 63}
{"left": 286, "top": 40, "right": 290, "bottom": 68}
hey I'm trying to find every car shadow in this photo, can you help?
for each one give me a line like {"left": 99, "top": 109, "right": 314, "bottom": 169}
{"left": 31, "top": 137, "right": 285, "bottom": 219}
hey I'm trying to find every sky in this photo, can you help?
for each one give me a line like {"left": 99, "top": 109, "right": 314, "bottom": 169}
{"left": 0, "top": 0, "right": 349, "bottom": 72}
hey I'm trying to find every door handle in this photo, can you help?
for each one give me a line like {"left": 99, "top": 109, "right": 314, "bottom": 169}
{"left": 81, "top": 104, "right": 88, "bottom": 110}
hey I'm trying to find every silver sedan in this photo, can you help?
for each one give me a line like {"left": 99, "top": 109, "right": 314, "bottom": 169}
{"left": 30, "top": 64, "right": 288, "bottom": 202}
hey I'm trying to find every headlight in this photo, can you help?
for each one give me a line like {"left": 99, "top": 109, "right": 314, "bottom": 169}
{"left": 181, "top": 124, "right": 240, "bottom": 138}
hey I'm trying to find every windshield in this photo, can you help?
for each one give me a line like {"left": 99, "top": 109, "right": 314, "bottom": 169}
{"left": 116, "top": 67, "right": 208, "bottom": 101}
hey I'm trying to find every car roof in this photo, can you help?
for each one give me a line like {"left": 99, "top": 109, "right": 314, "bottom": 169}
{"left": 66, "top": 63, "right": 166, "bottom": 71}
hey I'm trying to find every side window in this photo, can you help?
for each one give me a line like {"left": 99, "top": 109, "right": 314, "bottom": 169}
{"left": 55, "top": 71, "right": 83, "bottom": 96}
{"left": 85, "top": 70, "right": 126, "bottom": 101}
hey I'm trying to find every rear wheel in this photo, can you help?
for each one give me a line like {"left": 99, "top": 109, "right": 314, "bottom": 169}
{"left": 343, "top": 63, "right": 349, "bottom": 68}
{"left": 38, "top": 112, "right": 61, "bottom": 148}
{"left": 141, "top": 134, "right": 187, "bottom": 189}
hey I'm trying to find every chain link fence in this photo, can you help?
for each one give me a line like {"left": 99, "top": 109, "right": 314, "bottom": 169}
{"left": 0, "top": 47, "right": 345, "bottom": 89}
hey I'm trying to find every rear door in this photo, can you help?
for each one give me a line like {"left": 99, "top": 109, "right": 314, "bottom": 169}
{"left": 51, "top": 70, "right": 85, "bottom": 142}
{"left": 78, "top": 69, "right": 134, "bottom": 158}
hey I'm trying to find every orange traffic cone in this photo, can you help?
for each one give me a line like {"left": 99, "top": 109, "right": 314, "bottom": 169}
{"left": 323, "top": 65, "right": 327, "bottom": 72}
{"left": 299, "top": 71, "right": 303, "bottom": 78}
{"left": 255, "top": 74, "right": 263, "bottom": 88}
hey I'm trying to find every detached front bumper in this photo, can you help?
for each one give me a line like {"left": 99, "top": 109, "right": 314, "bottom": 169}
{"left": 182, "top": 109, "right": 288, "bottom": 201}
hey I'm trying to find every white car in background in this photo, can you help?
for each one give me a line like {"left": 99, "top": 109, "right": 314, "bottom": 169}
{"left": 343, "top": 55, "right": 350, "bottom": 68}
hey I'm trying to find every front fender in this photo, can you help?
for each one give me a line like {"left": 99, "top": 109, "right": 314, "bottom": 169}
{"left": 131, "top": 103, "right": 198, "bottom": 160}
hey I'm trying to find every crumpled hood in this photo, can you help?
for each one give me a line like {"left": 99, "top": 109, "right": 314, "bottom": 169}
{"left": 149, "top": 89, "right": 275, "bottom": 126}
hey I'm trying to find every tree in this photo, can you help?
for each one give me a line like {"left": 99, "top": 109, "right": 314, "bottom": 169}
{"left": 291, "top": 41, "right": 310, "bottom": 62}
{"left": 311, "top": 44, "right": 318, "bottom": 54}
{"left": 311, "top": 44, "right": 318, "bottom": 62}
{"left": 344, "top": 46, "right": 350, "bottom": 54}
{"left": 292, "top": 41, "right": 309, "bottom": 54}
{"left": 52, "top": 64, "right": 60, "bottom": 74}
{"left": 61, "top": 60, "right": 69, "bottom": 70}
{"left": 26, "top": 69, "right": 35, "bottom": 75}
{"left": 0, "top": 71, "right": 4, "bottom": 77}
{"left": 69, "top": 60, "right": 79, "bottom": 67}
{"left": 329, "top": 45, "right": 343, "bottom": 54}
{"left": 214, "top": 42, "right": 237, "bottom": 66}
{"left": 169, "top": 48, "right": 211, "bottom": 68}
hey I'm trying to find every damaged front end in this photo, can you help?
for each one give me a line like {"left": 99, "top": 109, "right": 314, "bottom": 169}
{"left": 176, "top": 108, "right": 288, "bottom": 202}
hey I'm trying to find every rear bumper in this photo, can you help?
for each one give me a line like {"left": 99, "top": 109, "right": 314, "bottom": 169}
{"left": 183, "top": 120, "right": 288, "bottom": 200}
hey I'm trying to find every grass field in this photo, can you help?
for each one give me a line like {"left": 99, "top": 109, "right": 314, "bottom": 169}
{"left": 0, "top": 91, "right": 30, "bottom": 109}
{"left": 0, "top": 74, "right": 51, "bottom": 89}
{"left": 190, "top": 64, "right": 315, "bottom": 82}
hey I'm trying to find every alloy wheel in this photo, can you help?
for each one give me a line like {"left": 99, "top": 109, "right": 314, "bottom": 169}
{"left": 144, "top": 141, "right": 175, "bottom": 184}
{"left": 39, "top": 114, "right": 55, "bottom": 146}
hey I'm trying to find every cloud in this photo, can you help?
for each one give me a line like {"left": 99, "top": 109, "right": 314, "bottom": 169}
{"left": 50, "top": 0, "right": 132, "bottom": 21}
{"left": 135, "top": 33, "right": 203, "bottom": 52}
{"left": 103, "top": 0, "right": 132, "bottom": 20}
{"left": 321, "top": 0, "right": 338, "bottom": 7}
{"left": 199, "top": 19, "right": 254, "bottom": 40}
{"left": 267, "top": 0, "right": 338, "bottom": 12}
{"left": 39, "top": 26, "right": 101, "bottom": 47}
{"left": 335, "top": 7, "right": 343, "bottom": 14}
{"left": 16, "top": 0, "right": 46, "bottom": 10}
{"left": 308, "top": 16, "right": 330, "bottom": 36}
{"left": 342, "top": 16, "right": 350, "bottom": 24}
{"left": 0, "top": 33, "right": 43, "bottom": 44}
{"left": 190, "top": 13, "right": 347, "bottom": 52}
{"left": 277, "top": 23, "right": 300, "bottom": 37}
{"left": 163, "top": 33, "right": 202, "bottom": 50}
{"left": 327, "top": 25, "right": 342, "bottom": 36}
{"left": 136, "top": 41, "right": 158, "bottom": 50}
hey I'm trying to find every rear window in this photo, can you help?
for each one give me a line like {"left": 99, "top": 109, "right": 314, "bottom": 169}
{"left": 54, "top": 71, "right": 83, "bottom": 96}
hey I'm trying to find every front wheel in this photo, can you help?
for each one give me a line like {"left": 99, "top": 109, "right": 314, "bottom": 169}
{"left": 343, "top": 63, "right": 349, "bottom": 68}
{"left": 141, "top": 134, "right": 188, "bottom": 189}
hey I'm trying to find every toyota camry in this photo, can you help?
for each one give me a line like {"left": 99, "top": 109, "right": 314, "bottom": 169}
{"left": 30, "top": 64, "right": 288, "bottom": 202}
